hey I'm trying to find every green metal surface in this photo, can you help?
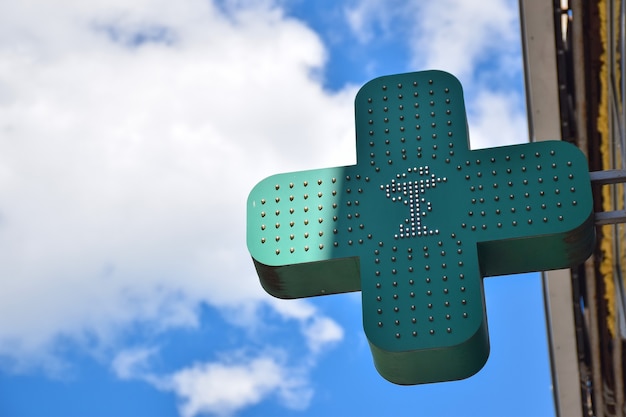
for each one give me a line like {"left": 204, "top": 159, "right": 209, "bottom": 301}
{"left": 246, "top": 70, "right": 595, "bottom": 385}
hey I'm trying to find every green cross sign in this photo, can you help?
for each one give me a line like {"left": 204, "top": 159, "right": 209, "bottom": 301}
{"left": 246, "top": 70, "right": 595, "bottom": 385}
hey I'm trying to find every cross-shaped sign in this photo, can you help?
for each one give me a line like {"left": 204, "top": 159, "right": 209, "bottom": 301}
{"left": 246, "top": 70, "right": 595, "bottom": 385}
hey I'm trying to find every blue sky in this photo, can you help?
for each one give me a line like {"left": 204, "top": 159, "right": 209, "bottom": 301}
{"left": 0, "top": 0, "right": 555, "bottom": 416}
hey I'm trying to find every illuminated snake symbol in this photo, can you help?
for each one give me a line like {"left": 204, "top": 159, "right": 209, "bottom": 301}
{"left": 383, "top": 166, "right": 446, "bottom": 238}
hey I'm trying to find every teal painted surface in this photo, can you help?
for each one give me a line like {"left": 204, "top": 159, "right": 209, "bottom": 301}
{"left": 247, "top": 70, "right": 594, "bottom": 385}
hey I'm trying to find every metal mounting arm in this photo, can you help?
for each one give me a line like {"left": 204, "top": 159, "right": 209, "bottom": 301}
{"left": 590, "top": 170, "right": 626, "bottom": 225}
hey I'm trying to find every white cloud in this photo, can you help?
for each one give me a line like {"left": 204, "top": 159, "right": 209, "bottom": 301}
{"left": 267, "top": 298, "right": 344, "bottom": 353}
{"left": 267, "top": 298, "right": 317, "bottom": 322}
{"left": 1, "top": 0, "right": 354, "bottom": 411}
{"left": 408, "top": 0, "right": 520, "bottom": 81}
{"left": 111, "top": 348, "right": 313, "bottom": 417}
{"left": 108, "top": 295, "right": 343, "bottom": 417}
{"left": 467, "top": 90, "right": 528, "bottom": 150}
{"left": 343, "top": 0, "right": 396, "bottom": 44}
{"left": 170, "top": 355, "right": 311, "bottom": 417}
{"left": 0, "top": 0, "right": 353, "bottom": 367}
{"left": 344, "top": 0, "right": 527, "bottom": 150}
{"left": 111, "top": 346, "right": 159, "bottom": 380}
{"left": 303, "top": 316, "right": 344, "bottom": 354}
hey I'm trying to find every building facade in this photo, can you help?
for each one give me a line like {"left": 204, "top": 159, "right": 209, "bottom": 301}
{"left": 520, "top": 0, "right": 626, "bottom": 415}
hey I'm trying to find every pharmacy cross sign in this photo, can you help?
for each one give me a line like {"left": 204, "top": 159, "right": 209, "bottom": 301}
{"left": 246, "top": 70, "right": 595, "bottom": 385}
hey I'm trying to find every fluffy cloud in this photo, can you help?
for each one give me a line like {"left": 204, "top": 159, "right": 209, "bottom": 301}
{"left": 1, "top": 0, "right": 354, "bottom": 412}
{"left": 0, "top": 0, "right": 354, "bottom": 416}
{"left": 465, "top": 90, "right": 528, "bottom": 150}
{"left": 303, "top": 316, "right": 344, "bottom": 354}
{"left": 408, "top": 0, "right": 520, "bottom": 83}
{"left": 0, "top": 0, "right": 353, "bottom": 365}
{"left": 343, "top": 0, "right": 527, "bottom": 150}
{"left": 112, "top": 347, "right": 312, "bottom": 417}
{"left": 0, "top": 0, "right": 352, "bottom": 411}
{"left": 343, "top": 0, "right": 396, "bottom": 44}
{"left": 110, "top": 296, "right": 343, "bottom": 416}
{"left": 170, "top": 356, "right": 312, "bottom": 417}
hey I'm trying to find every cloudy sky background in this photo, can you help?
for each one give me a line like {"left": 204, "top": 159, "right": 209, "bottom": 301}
{"left": 0, "top": 0, "right": 555, "bottom": 416}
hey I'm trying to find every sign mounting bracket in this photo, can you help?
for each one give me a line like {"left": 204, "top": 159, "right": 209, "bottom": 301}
{"left": 590, "top": 170, "right": 626, "bottom": 225}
